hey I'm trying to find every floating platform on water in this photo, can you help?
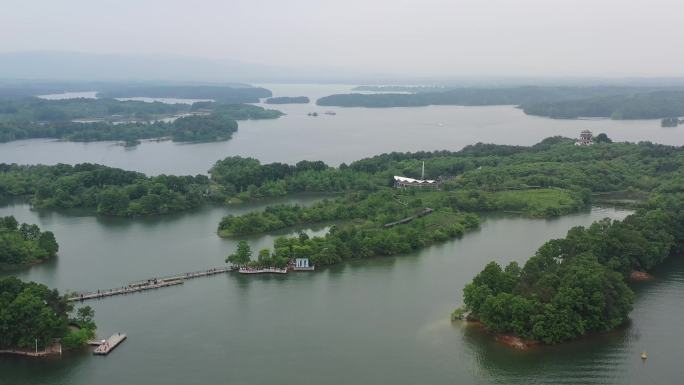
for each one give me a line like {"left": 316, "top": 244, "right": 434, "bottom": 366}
{"left": 293, "top": 266, "right": 315, "bottom": 271}
{"left": 94, "top": 333, "right": 126, "bottom": 355}
{"left": 238, "top": 267, "right": 288, "bottom": 274}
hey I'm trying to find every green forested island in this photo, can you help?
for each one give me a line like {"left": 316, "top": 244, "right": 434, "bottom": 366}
{"left": 318, "top": 86, "right": 684, "bottom": 120}
{"left": 0, "top": 216, "right": 58, "bottom": 267}
{"left": 95, "top": 85, "right": 272, "bottom": 103}
{"left": 216, "top": 137, "right": 683, "bottom": 272}
{"left": 0, "top": 277, "right": 96, "bottom": 352}
{"left": 265, "top": 96, "right": 310, "bottom": 104}
{"left": 0, "top": 98, "right": 282, "bottom": 143}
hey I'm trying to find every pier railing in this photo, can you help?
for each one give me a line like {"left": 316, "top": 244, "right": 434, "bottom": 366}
{"left": 67, "top": 267, "right": 231, "bottom": 302}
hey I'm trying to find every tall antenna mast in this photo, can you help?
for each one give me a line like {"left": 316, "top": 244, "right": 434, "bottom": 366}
{"left": 421, "top": 161, "right": 425, "bottom": 180}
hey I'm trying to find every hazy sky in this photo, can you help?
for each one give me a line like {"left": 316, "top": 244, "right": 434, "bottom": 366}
{"left": 2, "top": 0, "right": 683, "bottom": 77}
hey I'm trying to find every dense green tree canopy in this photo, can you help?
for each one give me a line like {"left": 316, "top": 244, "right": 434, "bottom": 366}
{"left": 461, "top": 195, "right": 684, "bottom": 344}
{"left": 0, "top": 277, "right": 95, "bottom": 350}
{"left": 0, "top": 216, "right": 58, "bottom": 266}
{"left": 0, "top": 163, "right": 211, "bottom": 216}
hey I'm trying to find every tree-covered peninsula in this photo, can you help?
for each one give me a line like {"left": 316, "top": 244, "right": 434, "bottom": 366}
{"left": 265, "top": 96, "right": 310, "bottom": 104}
{"left": 0, "top": 277, "right": 96, "bottom": 353}
{"left": 0, "top": 216, "right": 58, "bottom": 268}
{"left": 0, "top": 163, "right": 211, "bottom": 216}
{"left": 0, "top": 98, "right": 282, "bottom": 143}
{"left": 458, "top": 194, "right": 684, "bottom": 344}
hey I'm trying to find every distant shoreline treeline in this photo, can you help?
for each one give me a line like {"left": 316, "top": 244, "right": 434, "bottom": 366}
{"left": 265, "top": 96, "right": 310, "bottom": 104}
{"left": 95, "top": 85, "right": 272, "bottom": 103}
{"left": 318, "top": 86, "right": 684, "bottom": 120}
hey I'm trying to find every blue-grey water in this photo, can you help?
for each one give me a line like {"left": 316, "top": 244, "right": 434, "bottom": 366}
{"left": 1, "top": 202, "right": 665, "bottom": 385}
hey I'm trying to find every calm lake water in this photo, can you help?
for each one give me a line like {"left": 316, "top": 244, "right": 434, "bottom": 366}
{"left": 4, "top": 84, "right": 682, "bottom": 175}
{"left": 1, "top": 202, "right": 670, "bottom": 385}
{"left": 1, "top": 84, "right": 683, "bottom": 384}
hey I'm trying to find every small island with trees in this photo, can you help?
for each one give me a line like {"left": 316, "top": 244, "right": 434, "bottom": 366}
{"left": 661, "top": 117, "right": 682, "bottom": 127}
{"left": 265, "top": 96, "right": 310, "bottom": 104}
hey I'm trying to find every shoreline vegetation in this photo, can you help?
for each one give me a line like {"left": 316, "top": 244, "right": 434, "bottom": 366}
{"left": 2, "top": 136, "right": 683, "bottom": 220}
{"left": 0, "top": 277, "right": 96, "bottom": 355}
{"left": 318, "top": 86, "right": 684, "bottom": 120}
{"left": 0, "top": 89, "right": 282, "bottom": 144}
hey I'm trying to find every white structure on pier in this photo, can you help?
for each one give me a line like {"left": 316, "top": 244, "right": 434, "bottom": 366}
{"left": 294, "top": 258, "right": 315, "bottom": 271}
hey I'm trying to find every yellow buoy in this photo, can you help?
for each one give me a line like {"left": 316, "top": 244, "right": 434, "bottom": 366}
{"left": 641, "top": 351, "right": 648, "bottom": 360}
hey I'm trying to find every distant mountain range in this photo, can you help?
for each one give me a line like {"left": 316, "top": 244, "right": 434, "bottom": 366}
{"left": 3, "top": 51, "right": 684, "bottom": 87}
{"left": 0, "top": 51, "right": 370, "bottom": 83}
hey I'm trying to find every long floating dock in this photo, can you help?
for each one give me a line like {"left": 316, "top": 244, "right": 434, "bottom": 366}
{"left": 67, "top": 267, "right": 231, "bottom": 302}
{"left": 94, "top": 333, "right": 127, "bottom": 355}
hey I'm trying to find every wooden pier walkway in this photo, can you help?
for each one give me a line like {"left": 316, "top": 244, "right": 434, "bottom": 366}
{"left": 94, "top": 333, "right": 126, "bottom": 355}
{"left": 383, "top": 207, "right": 434, "bottom": 228}
{"left": 67, "top": 267, "right": 231, "bottom": 302}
